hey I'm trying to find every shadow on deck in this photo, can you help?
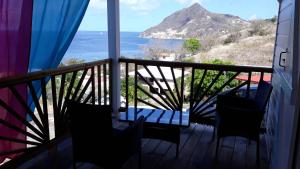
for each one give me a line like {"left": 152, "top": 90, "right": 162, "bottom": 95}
{"left": 18, "top": 123, "right": 268, "bottom": 169}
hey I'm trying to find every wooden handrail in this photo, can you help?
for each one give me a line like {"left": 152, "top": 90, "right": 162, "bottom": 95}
{"left": 0, "top": 59, "right": 112, "bottom": 88}
{"left": 119, "top": 58, "right": 273, "bottom": 73}
{"left": 0, "top": 57, "right": 273, "bottom": 167}
{"left": 120, "top": 57, "right": 273, "bottom": 126}
{"left": 0, "top": 58, "right": 112, "bottom": 167}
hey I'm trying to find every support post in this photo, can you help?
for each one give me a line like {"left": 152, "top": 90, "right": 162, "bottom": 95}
{"left": 107, "top": 0, "right": 120, "bottom": 114}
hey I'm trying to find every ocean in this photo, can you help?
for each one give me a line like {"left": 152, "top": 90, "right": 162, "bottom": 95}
{"left": 63, "top": 31, "right": 183, "bottom": 62}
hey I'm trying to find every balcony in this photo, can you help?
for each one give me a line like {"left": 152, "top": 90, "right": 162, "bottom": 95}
{"left": 0, "top": 58, "right": 272, "bottom": 169}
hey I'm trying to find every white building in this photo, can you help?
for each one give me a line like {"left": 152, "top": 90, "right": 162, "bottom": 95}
{"left": 129, "top": 66, "right": 189, "bottom": 95}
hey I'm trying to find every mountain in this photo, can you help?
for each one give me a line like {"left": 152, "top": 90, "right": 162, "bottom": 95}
{"left": 140, "top": 3, "right": 250, "bottom": 39}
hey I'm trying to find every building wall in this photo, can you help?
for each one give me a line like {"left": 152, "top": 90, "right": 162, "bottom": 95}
{"left": 267, "top": 0, "right": 298, "bottom": 168}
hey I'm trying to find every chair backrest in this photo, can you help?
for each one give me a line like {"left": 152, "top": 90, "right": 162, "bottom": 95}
{"left": 66, "top": 100, "right": 113, "bottom": 164}
{"left": 254, "top": 80, "right": 273, "bottom": 111}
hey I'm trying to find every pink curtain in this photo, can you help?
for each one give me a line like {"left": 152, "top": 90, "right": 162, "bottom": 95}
{"left": 0, "top": 0, "right": 33, "bottom": 162}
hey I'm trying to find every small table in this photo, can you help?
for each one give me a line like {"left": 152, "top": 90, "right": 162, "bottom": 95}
{"left": 119, "top": 107, "right": 190, "bottom": 157}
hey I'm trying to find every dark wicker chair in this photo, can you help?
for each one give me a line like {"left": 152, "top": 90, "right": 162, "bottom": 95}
{"left": 67, "top": 101, "right": 144, "bottom": 169}
{"left": 215, "top": 80, "right": 273, "bottom": 164}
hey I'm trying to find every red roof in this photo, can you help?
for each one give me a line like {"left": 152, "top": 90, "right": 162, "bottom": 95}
{"left": 235, "top": 74, "right": 271, "bottom": 84}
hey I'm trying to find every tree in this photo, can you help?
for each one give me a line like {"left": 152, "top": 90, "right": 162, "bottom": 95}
{"left": 183, "top": 38, "right": 201, "bottom": 55}
{"left": 186, "top": 59, "right": 240, "bottom": 100}
{"left": 57, "top": 58, "right": 85, "bottom": 97}
{"left": 121, "top": 77, "right": 149, "bottom": 104}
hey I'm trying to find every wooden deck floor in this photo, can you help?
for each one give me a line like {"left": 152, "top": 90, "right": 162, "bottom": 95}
{"left": 122, "top": 124, "right": 268, "bottom": 169}
{"left": 18, "top": 123, "right": 268, "bottom": 169}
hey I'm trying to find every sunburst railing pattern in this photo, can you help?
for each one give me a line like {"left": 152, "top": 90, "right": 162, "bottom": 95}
{"left": 1, "top": 57, "right": 273, "bottom": 167}
{"left": 0, "top": 59, "right": 111, "bottom": 166}
{"left": 120, "top": 58, "right": 273, "bottom": 125}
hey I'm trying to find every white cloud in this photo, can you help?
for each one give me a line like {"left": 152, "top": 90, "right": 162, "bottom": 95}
{"left": 89, "top": 0, "right": 159, "bottom": 14}
{"left": 89, "top": 0, "right": 107, "bottom": 9}
{"left": 120, "top": 0, "right": 160, "bottom": 15}
{"left": 175, "top": 0, "right": 204, "bottom": 5}
{"left": 249, "top": 14, "right": 257, "bottom": 20}
{"left": 88, "top": 0, "right": 206, "bottom": 15}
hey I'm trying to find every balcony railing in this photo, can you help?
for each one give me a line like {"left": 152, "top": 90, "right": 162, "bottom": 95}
{"left": 0, "top": 58, "right": 273, "bottom": 167}
{"left": 120, "top": 58, "right": 273, "bottom": 125}
{"left": 0, "top": 59, "right": 111, "bottom": 168}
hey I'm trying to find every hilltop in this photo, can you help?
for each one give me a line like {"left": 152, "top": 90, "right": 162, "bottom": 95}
{"left": 140, "top": 3, "right": 277, "bottom": 66}
{"left": 140, "top": 3, "right": 249, "bottom": 39}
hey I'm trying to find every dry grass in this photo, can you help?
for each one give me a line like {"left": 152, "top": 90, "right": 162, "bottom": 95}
{"left": 193, "top": 34, "right": 275, "bottom": 66}
{"left": 191, "top": 19, "right": 276, "bottom": 67}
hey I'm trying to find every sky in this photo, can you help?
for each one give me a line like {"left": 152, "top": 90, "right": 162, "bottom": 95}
{"left": 79, "top": 0, "right": 279, "bottom": 32}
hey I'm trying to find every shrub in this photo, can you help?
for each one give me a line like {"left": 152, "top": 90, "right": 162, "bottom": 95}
{"left": 121, "top": 77, "right": 149, "bottom": 104}
{"left": 270, "top": 16, "right": 277, "bottom": 23}
{"left": 183, "top": 38, "right": 201, "bottom": 55}
{"left": 181, "top": 57, "right": 195, "bottom": 63}
{"left": 223, "top": 32, "right": 241, "bottom": 44}
{"left": 202, "top": 35, "right": 217, "bottom": 51}
{"left": 249, "top": 20, "right": 266, "bottom": 36}
{"left": 186, "top": 59, "right": 240, "bottom": 99}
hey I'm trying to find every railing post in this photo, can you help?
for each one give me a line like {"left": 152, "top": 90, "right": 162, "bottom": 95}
{"left": 107, "top": 0, "right": 120, "bottom": 114}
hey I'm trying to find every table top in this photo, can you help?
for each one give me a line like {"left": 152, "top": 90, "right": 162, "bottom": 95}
{"left": 119, "top": 107, "right": 190, "bottom": 127}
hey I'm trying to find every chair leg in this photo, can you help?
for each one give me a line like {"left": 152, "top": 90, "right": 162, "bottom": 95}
{"left": 176, "top": 127, "right": 180, "bottom": 158}
{"left": 176, "top": 143, "right": 179, "bottom": 158}
{"left": 138, "top": 149, "right": 142, "bottom": 169}
{"left": 215, "top": 137, "right": 220, "bottom": 162}
{"left": 256, "top": 137, "right": 260, "bottom": 169}
{"left": 211, "top": 127, "right": 216, "bottom": 142}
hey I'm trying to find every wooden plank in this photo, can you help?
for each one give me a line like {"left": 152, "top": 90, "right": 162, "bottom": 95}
{"left": 119, "top": 58, "right": 273, "bottom": 73}
{"left": 103, "top": 64, "right": 107, "bottom": 105}
{"left": 154, "top": 124, "right": 197, "bottom": 169}
{"left": 41, "top": 78, "right": 50, "bottom": 141}
{"left": 8, "top": 86, "right": 45, "bottom": 136}
{"left": 125, "top": 62, "right": 129, "bottom": 111}
{"left": 246, "top": 140, "right": 257, "bottom": 169}
{"left": 0, "top": 59, "right": 111, "bottom": 88}
{"left": 198, "top": 127, "right": 218, "bottom": 169}
{"left": 164, "top": 124, "right": 205, "bottom": 169}
{"left": 91, "top": 67, "right": 96, "bottom": 105}
{"left": 57, "top": 74, "right": 66, "bottom": 113}
{"left": 119, "top": 108, "right": 189, "bottom": 127}
{"left": 141, "top": 139, "right": 162, "bottom": 169}
{"left": 157, "top": 66, "right": 180, "bottom": 108}
{"left": 6, "top": 123, "right": 270, "bottom": 169}
{"left": 216, "top": 137, "right": 236, "bottom": 169}
{"left": 185, "top": 126, "right": 214, "bottom": 169}
{"left": 171, "top": 67, "right": 181, "bottom": 102}
{"left": 231, "top": 138, "right": 247, "bottom": 169}
{"left": 259, "top": 135, "right": 269, "bottom": 169}
{"left": 138, "top": 67, "right": 176, "bottom": 110}
{"left": 143, "top": 140, "right": 172, "bottom": 169}
{"left": 97, "top": 65, "right": 102, "bottom": 105}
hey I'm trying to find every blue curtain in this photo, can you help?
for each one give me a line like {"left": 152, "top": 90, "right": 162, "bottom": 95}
{"left": 29, "top": 0, "right": 89, "bottom": 72}
{"left": 28, "top": 0, "right": 89, "bottom": 109}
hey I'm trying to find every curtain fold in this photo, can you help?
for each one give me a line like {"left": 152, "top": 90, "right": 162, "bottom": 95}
{"left": 29, "top": 0, "right": 89, "bottom": 72}
{"left": 0, "top": 0, "right": 33, "bottom": 162}
{"left": 28, "top": 0, "right": 90, "bottom": 109}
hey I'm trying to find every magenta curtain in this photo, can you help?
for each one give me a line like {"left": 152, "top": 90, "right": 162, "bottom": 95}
{"left": 0, "top": 0, "right": 33, "bottom": 162}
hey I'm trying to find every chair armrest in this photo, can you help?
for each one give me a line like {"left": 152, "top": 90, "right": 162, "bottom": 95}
{"left": 216, "top": 104, "right": 263, "bottom": 125}
{"left": 217, "top": 94, "right": 255, "bottom": 110}
{"left": 219, "top": 104, "right": 260, "bottom": 115}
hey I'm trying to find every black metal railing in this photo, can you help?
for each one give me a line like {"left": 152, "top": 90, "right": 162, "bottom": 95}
{"left": 0, "top": 57, "right": 273, "bottom": 167}
{"left": 120, "top": 58, "right": 273, "bottom": 125}
{"left": 0, "top": 59, "right": 112, "bottom": 167}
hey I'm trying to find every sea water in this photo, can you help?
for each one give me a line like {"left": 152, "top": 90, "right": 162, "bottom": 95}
{"left": 63, "top": 31, "right": 183, "bottom": 62}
